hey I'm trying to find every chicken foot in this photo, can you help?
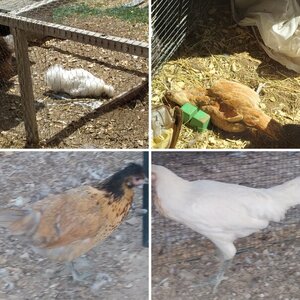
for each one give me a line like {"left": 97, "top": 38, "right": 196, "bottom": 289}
{"left": 211, "top": 258, "right": 231, "bottom": 293}
{"left": 192, "top": 257, "right": 231, "bottom": 293}
{"left": 67, "top": 261, "right": 93, "bottom": 282}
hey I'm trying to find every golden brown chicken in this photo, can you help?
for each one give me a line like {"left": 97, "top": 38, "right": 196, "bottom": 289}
{"left": 165, "top": 79, "right": 283, "bottom": 140}
{"left": 0, "top": 36, "right": 13, "bottom": 83}
{"left": 0, "top": 163, "right": 146, "bottom": 280}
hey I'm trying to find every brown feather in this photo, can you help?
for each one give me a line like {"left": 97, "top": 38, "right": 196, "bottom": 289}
{"left": 0, "top": 164, "right": 144, "bottom": 262}
{"left": 165, "top": 80, "right": 284, "bottom": 140}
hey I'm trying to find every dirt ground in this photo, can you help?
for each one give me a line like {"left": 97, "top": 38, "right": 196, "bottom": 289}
{"left": 152, "top": 152, "right": 300, "bottom": 299}
{"left": 152, "top": 0, "right": 300, "bottom": 149}
{"left": 0, "top": 1, "right": 148, "bottom": 149}
{"left": 0, "top": 151, "right": 148, "bottom": 300}
{"left": 152, "top": 240, "right": 300, "bottom": 300}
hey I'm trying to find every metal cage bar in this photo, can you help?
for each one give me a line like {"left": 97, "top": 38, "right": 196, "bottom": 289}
{"left": 151, "top": 0, "right": 193, "bottom": 73}
{"left": 143, "top": 151, "right": 149, "bottom": 247}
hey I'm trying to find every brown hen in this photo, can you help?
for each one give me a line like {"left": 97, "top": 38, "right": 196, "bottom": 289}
{"left": 0, "top": 163, "right": 146, "bottom": 280}
{"left": 165, "top": 79, "right": 283, "bottom": 140}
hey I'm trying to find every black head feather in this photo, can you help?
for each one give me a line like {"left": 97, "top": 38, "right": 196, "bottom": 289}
{"left": 96, "top": 163, "right": 145, "bottom": 199}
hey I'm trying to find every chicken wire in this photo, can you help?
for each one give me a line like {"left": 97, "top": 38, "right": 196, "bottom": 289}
{"left": 151, "top": 0, "right": 210, "bottom": 73}
{"left": 0, "top": 35, "right": 13, "bottom": 90}
{"left": 152, "top": 151, "right": 300, "bottom": 266}
{"left": 0, "top": 0, "right": 148, "bottom": 147}
{"left": 0, "top": 0, "right": 37, "bottom": 12}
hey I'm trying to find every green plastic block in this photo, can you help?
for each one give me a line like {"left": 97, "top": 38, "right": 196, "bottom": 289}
{"left": 190, "top": 109, "right": 210, "bottom": 132}
{"left": 181, "top": 103, "right": 198, "bottom": 123}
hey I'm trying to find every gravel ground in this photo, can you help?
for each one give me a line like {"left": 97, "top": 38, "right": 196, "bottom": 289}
{"left": 0, "top": 151, "right": 148, "bottom": 300}
{"left": 152, "top": 152, "right": 300, "bottom": 300}
{"left": 152, "top": 240, "right": 300, "bottom": 300}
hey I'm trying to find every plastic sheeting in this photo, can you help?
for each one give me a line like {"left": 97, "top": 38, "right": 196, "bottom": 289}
{"left": 231, "top": 0, "right": 300, "bottom": 73}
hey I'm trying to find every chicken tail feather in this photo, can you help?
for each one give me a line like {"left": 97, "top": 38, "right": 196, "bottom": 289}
{"left": 259, "top": 117, "right": 284, "bottom": 141}
{"left": 0, "top": 208, "right": 40, "bottom": 236}
{"left": 270, "top": 177, "right": 300, "bottom": 208}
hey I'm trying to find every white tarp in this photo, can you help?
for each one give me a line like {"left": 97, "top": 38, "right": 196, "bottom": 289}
{"left": 231, "top": 0, "right": 300, "bottom": 73}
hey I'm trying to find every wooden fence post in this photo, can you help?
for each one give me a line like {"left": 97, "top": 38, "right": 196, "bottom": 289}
{"left": 12, "top": 28, "right": 39, "bottom": 147}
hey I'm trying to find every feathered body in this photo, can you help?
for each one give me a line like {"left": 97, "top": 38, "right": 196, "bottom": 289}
{"left": 45, "top": 64, "right": 115, "bottom": 98}
{"left": 3, "top": 35, "right": 14, "bottom": 51}
{"left": 0, "top": 163, "right": 145, "bottom": 262}
{"left": 165, "top": 79, "right": 283, "bottom": 140}
{"left": 152, "top": 165, "right": 300, "bottom": 260}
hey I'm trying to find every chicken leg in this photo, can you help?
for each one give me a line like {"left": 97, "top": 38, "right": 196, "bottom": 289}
{"left": 193, "top": 253, "right": 231, "bottom": 293}
{"left": 210, "top": 258, "right": 231, "bottom": 293}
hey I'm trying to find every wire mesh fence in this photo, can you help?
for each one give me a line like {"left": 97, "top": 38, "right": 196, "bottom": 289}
{"left": 152, "top": 151, "right": 300, "bottom": 299}
{"left": 151, "top": 0, "right": 192, "bottom": 73}
{"left": 151, "top": 0, "right": 211, "bottom": 73}
{"left": 0, "top": 0, "right": 37, "bottom": 12}
{"left": 152, "top": 151, "right": 300, "bottom": 266}
{"left": 0, "top": 0, "right": 148, "bottom": 148}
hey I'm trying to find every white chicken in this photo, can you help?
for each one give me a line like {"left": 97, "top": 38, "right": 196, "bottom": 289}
{"left": 152, "top": 164, "right": 300, "bottom": 291}
{"left": 45, "top": 65, "right": 114, "bottom": 98}
{"left": 3, "top": 34, "right": 14, "bottom": 51}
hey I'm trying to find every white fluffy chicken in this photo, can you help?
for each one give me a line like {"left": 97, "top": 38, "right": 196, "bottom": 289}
{"left": 45, "top": 65, "right": 114, "bottom": 98}
{"left": 152, "top": 165, "right": 300, "bottom": 291}
{"left": 3, "top": 35, "right": 14, "bottom": 51}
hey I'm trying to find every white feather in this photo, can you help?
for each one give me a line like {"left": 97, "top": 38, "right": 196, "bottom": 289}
{"left": 3, "top": 35, "right": 14, "bottom": 51}
{"left": 45, "top": 65, "right": 114, "bottom": 98}
{"left": 152, "top": 165, "right": 300, "bottom": 260}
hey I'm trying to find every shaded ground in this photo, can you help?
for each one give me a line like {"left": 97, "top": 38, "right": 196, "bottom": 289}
{"left": 152, "top": 0, "right": 300, "bottom": 149}
{"left": 152, "top": 152, "right": 300, "bottom": 299}
{"left": 152, "top": 241, "right": 299, "bottom": 300}
{"left": 0, "top": 152, "right": 148, "bottom": 300}
{"left": 0, "top": 0, "right": 148, "bottom": 149}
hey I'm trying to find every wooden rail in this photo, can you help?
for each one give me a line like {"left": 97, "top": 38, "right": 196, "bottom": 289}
{"left": 0, "top": 12, "right": 148, "bottom": 57}
{"left": 11, "top": 27, "right": 39, "bottom": 146}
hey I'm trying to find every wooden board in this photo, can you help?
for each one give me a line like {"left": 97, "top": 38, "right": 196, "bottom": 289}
{"left": 0, "top": 12, "right": 148, "bottom": 57}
